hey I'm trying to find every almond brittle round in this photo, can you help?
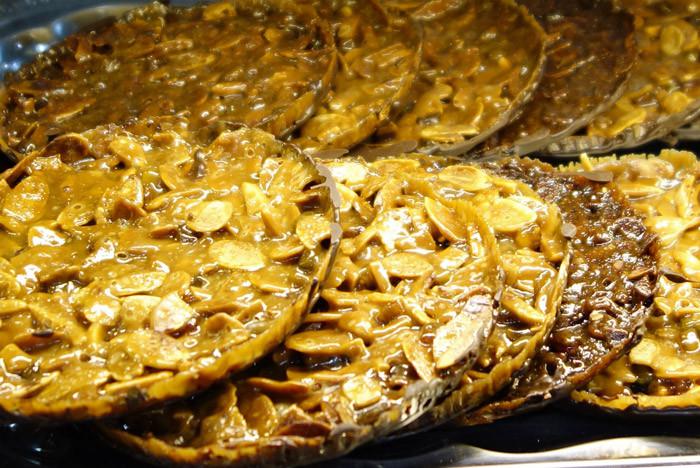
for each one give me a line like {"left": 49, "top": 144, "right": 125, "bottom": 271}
{"left": 101, "top": 157, "right": 571, "bottom": 466}
{"left": 480, "top": 0, "right": 636, "bottom": 157}
{"left": 459, "top": 157, "right": 657, "bottom": 425}
{"left": 292, "top": 0, "right": 421, "bottom": 152}
{"left": 377, "top": 0, "right": 547, "bottom": 155}
{"left": 549, "top": 0, "right": 700, "bottom": 155}
{"left": 0, "top": 126, "right": 339, "bottom": 421}
{"left": 0, "top": 0, "right": 336, "bottom": 156}
{"left": 571, "top": 151, "right": 700, "bottom": 414}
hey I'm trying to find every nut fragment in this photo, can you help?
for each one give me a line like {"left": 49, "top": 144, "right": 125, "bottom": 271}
{"left": 482, "top": 198, "right": 538, "bottom": 233}
{"left": 150, "top": 293, "right": 195, "bottom": 334}
{"left": 342, "top": 375, "right": 383, "bottom": 409}
{"left": 209, "top": 240, "right": 267, "bottom": 271}
{"left": 186, "top": 200, "right": 233, "bottom": 233}
{"left": 433, "top": 295, "right": 493, "bottom": 369}
{"left": 425, "top": 197, "right": 467, "bottom": 242}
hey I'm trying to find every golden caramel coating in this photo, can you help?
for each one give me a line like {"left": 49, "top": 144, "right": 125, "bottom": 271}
{"left": 0, "top": 0, "right": 336, "bottom": 156}
{"left": 571, "top": 150, "right": 700, "bottom": 412}
{"left": 0, "top": 127, "right": 338, "bottom": 421}
{"left": 104, "top": 156, "right": 571, "bottom": 466}
{"left": 377, "top": 0, "right": 547, "bottom": 154}
{"left": 551, "top": 1, "right": 700, "bottom": 154}
{"left": 293, "top": 0, "right": 421, "bottom": 151}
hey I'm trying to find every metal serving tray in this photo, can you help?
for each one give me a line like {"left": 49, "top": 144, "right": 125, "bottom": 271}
{"left": 1, "top": 2, "right": 700, "bottom": 467}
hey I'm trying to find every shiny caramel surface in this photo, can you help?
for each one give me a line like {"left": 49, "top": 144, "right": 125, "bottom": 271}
{"left": 293, "top": 0, "right": 421, "bottom": 151}
{"left": 587, "top": 1, "right": 700, "bottom": 145}
{"left": 462, "top": 157, "right": 657, "bottom": 424}
{"left": 482, "top": 0, "right": 636, "bottom": 156}
{"left": 105, "top": 156, "right": 572, "bottom": 466}
{"left": 0, "top": 126, "right": 338, "bottom": 420}
{"left": 378, "top": 0, "right": 547, "bottom": 153}
{"left": 572, "top": 150, "right": 700, "bottom": 411}
{"left": 0, "top": 0, "right": 336, "bottom": 155}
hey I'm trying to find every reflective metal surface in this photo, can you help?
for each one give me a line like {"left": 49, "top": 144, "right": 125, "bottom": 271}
{"left": 1, "top": 1, "right": 700, "bottom": 467}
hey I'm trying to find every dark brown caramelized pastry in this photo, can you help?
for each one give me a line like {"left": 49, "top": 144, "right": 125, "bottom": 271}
{"left": 480, "top": 0, "right": 636, "bottom": 157}
{"left": 104, "top": 157, "right": 517, "bottom": 466}
{"left": 377, "top": 0, "right": 547, "bottom": 155}
{"left": 0, "top": 0, "right": 336, "bottom": 156}
{"left": 293, "top": 0, "right": 421, "bottom": 152}
{"left": 0, "top": 127, "right": 339, "bottom": 421}
{"left": 548, "top": 0, "right": 700, "bottom": 155}
{"left": 571, "top": 151, "right": 700, "bottom": 413}
{"left": 458, "top": 157, "right": 657, "bottom": 424}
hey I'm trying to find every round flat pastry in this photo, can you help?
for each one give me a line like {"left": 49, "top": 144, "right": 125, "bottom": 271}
{"left": 547, "top": 0, "right": 700, "bottom": 155}
{"left": 479, "top": 0, "right": 636, "bottom": 157}
{"left": 293, "top": 0, "right": 421, "bottom": 152}
{"left": 376, "top": 0, "right": 547, "bottom": 155}
{"left": 396, "top": 160, "right": 571, "bottom": 432}
{"left": 0, "top": 0, "right": 336, "bottom": 157}
{"left": 571, "top": 150, "right": 700, "bottom": 414}
{"left": 104, "top": 157, "right": 514, "bottom": 466}
{"left": 456, "top": 157, "right": 658, "bottom": 425}
{"left": 0, "top": 126, "right": 339, "bottom": 421}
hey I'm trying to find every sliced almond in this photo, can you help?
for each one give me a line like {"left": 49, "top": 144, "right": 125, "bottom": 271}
{"left": 2, "top": 175, "right": 49, "bottom": 223}
{"left": 437, "top": 165, "right": 492, "bottom": 192}
{"left": 425, "top": 197, "right": 467, "bottom": 242}
{"left": 342, "top": 375, "right": 382, "bottom": 409}
{"left": 150, "top": 292, "right": 195, "bottom": 334}
{"left": 433, "top": 295, "right": 493, "bottom": 369}
{"left": 209, "top": 240, "right": 267, "bottom": 271}
{"left": 286, "top": 330, "right": 366, "bottom": 358}
{"left": 109, "top": 272, "right": 167, "bottom": 297}
{"left": 483, "top": 197, "right": 538, "bottom": 233}
{"left": 381, "top": 252, "right": 433, "bottom": 278}
{"left": 186, "top": 200, "right": 233, "bottom": 232}
{"left": 296, "top": 212, "right": 332, "bottom": 249}
{"left": 402, "top": 334, "right": 435, "bottom": 382}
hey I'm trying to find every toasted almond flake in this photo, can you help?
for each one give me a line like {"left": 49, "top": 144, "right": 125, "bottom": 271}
{"left": 433, "top": 294, "right": 493, "bottom": 369}
{"left": 238, "top": 392, "right": 278, "bottom": 437}
{"left": 209, "top": 240, "right": 267, "bottom": 271}
{"left": 242, "top": 182, "right": 269, "bottom": 216}
{"left": 81, "top": 296, "right": 121, "bottom": 327}
{"left": 425, "top": 197, "right": 468, "bottom": 242}
{"left": 381, "top": 252, "right": 433, "bottom": 278}
{"left": 186, "top": 200, "right": 233, "bottom": 232}
{"left": 0, "top": 343, "right": 34, "bottom": 373}
{"left": 286, "top": 330, "right": 366, "bottom": 357}
{"left": 150, "top": 292, "right": 195, "bottom": 334}
{"left": 483, "top": 197, "right": 538, "bottom": 233}
{"left": 501, "top": 289, "right": 545, "bottom": 326}
{"left": 203, "top": 313, "right": 247, "bottom": 334}
{"left": 109, "top": 272, "right": 167, "bottom": 297}
{"left": 0, "top": 299, "right": 28, "bottom": 316}
{"left": 437, "top": 165, "right": 492, "bottom": 192}
{"left": 402, "top": 335, "right": 435, "bottom": 382}
{"left": 342, "top": 375, "right": 382, "bottom": 409}
{"left": 2, "top": 176, "right": 49, "bottom": 223}
{"left": 296, "top": 212, "right": 332, "bottom": 249}
{"left": 56, "top": 202, "right": 95, "bottom": 230}
{"left": 246, "top": 377, "right": 310, "bottom": 395}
